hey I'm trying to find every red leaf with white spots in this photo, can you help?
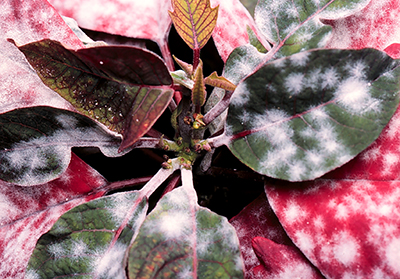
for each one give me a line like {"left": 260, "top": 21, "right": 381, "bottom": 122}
{"left": 230, "top": 193, "right": 324, "bottom": 278}
{"left": 265, "top": 178, "right": 400, "bottom": 278}
{"left": 48, "top": 0, "right": 262, "bottom": 63}
{"left": 0, "top": 154, "right": 107, "bottom": 278}
{"left": 0, "top": 0, "right": 83, "bottom": 114}
{"left": 325, "top": 0, "right": 400, "bottom": 51}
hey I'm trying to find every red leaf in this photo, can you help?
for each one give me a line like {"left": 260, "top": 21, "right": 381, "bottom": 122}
{"left": 230, "top": 193, "right": 323, "bottom": 278}
{"left": 265, "top": 178, "right": 400, "bottom": 278}
{"left": 0, "top": 0, "right": 83, "bottom": 113}
{"left": 325, "top": 0, "right": 400, "bottom": 52}
{"left": 252, "top": 237, "right": 324, "bottom": 279}
{"left": 0, "top": 154, "right": 107, "bottom": 278}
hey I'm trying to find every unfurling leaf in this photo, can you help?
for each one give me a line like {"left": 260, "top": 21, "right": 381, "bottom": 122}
{"left": 10, "top": 39, "right": 174, "bottom": 151}
{"left": 127, "top": 185, "right": 244, "bottom": 278}
{"left": 192, "top": 61, "right": 207, "bottom": 110}
{"left": 205, "top": 71, "right": 236, "bottom": 91}
{"left": 171, "top": 70, "right": 195, "bottom": 89}
{"left": 169, "top": 0, "right": 219, "bottom": 50}
{"left": 0, "top": 106, "right": 122, "bottom": 186}
{"left": 26, "top": 191, "right": 147, "bottom": 278}
{"left": 173, "top": 55, "right": 194, "bottom": 76}
{"left": 225, "top": 49, "right": 400, "bottom": 181}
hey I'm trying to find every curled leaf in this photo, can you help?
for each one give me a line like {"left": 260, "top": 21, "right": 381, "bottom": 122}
{"left": 204, "top": 71, "right": 236, "bottom": 91}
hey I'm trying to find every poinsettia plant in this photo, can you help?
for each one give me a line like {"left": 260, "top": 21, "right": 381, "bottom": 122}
{"left": 2, "top": 0, "right": 400, "bottom": 278}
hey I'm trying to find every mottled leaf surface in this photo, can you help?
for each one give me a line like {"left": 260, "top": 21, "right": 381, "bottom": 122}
{"left": 128, "top": 185, "right": 244, "bottom": 278}
{"left": 14, "top": 39, "right": 173, "bottom": 151}
{"left": 0, "top": 154, "right": 107, "bottom": 278}
{"left": 254, "top": 0, "right": 369, "bottom": 57}
{"left": 225, "top": 49, "right": 400, "bottom": 181}
{"left": 0, "top": 106, "right": 122, "bottom": 186}
{"left": 326, "top": 0, "right": 400, "bottom": 51}
{"left": 27, "top": 190, "right": 147, "bottom": 279}
{"left": 230, "top": 193, "right": 323, "bottom": 278}
{"left": 265, "top": 178, "right": 400, "bottom": 278}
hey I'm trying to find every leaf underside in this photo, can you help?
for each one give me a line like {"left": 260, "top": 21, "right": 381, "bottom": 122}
{"left": 26, "top": 191, "right": 147, "bottom": 278}
{"left": 226, "top": 48, "right": 400, "bottom": 181}
{"left": 0, "top": 106, "right": 122, "bottom": 186}
{"left": 12, "top": 39, "right": 174, "bottom": 151}
{"left": 169, "top": 0, "right": 219, "bottom": 50}
{"left": 128, "top": 186, "right": 244, "bottom": 278}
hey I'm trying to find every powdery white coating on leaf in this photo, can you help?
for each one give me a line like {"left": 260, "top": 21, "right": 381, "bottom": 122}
{"left": 385, "top": 238, "right": 400, "bottom": 274}
{"left": 285, "top": 73, "right": 304, "bottom": 95}
{"left": 326, "top": 0, "right": 400, "bottom": 51}
{"left": 94, "top": 242, "right": 127, "bottom": 279}
{"left": 159, "top": 211, "right": 192, "bottom": 239}
{"left": 0, "top": 0, "right": 83, "bottom": 114}
{"left": 290, "top": 51, "right": 310, "bottom": 67}
{"left": 335, "top": 77, "right": 380, "bottom": 114}
{"left": 266, "top": 178, "right": 400, "bottom": 278}
{"left": 49, "top": 0, "right": 172, "bottom": 46}
{"left": 332, "top": 231, "right": 359, "bottom": 266}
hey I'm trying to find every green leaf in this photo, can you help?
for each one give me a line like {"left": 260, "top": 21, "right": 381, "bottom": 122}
{"left": 11, "top": 39, "right": 174, "bottom": 151}
{"left": 169, "top": 0, "right": 219, "bottom": 50}
{"left": 26, "top": 191, "right": 148, "bottom": 278}
{"left": 127, "top": 185, "right": 244, "bottom": 278}
{"left": 254, "top": 0, "right": 368, "bottom": 56}
{"left": 0, "top": 106, "right": 122, "bottom": 186}
{"left": 225, "top": 49, "right": 400, "bottom": 181}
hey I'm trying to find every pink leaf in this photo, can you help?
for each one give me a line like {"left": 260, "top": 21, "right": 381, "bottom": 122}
{"left": 0, "top": 0, "right": 83, "bottom": 113}
{"left": 325, "top": 0, "right": 400, "bottom": 52}
{"left": 0, "top": 154, "right": 107, "bottom": 278}
{"left": 48, "top": 0, "right": 263, "bottom": 63}
{"left": 210, "top": 0, "right": 267, "bottom": 62}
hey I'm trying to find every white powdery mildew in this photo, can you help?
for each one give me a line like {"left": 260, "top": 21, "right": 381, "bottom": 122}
{"left": 321, "top": 67, "right": 339, "bottom": 89}
{"left": 345, "top": 60, "right": 367, "bottom": 79}
{"left": 290, "top": 52, "right": 310, "bottom": 67}
{"left": 385, "top": 238, "right": 400, "bottom": 274}
{"left": 285, "top": 73, "right": 304, "bottom": 95}
{"left": 94, "top": 242, "right": 126, "bottom": 279}
{"left": 108, "top": 192, "right": 135, "bottom": 224}
{"left": 157, "top": 210, "right": 192, "bottom": 240}
{"left": 229, "top": 83, "right": 251, "bottom": 108}
{"left": 294, "top": 230, "right": 315, "bottom": 254}
{"left": 283, "top": 201, "right": 308, "bottom": 225}
{"left": 332, "top": 231, "right": 359, "bottom": 266}
{"left": 382, "top": 152, "right": 400, "bottom": 176}
{"left": 335, "top": 77, "right": 380, "bottom": 115}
